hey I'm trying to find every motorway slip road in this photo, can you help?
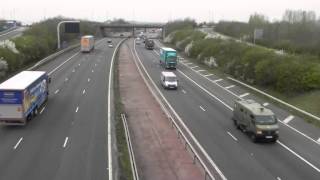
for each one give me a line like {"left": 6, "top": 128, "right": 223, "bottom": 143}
{"left": 119, "top": 41, "right": 203, "bottom": 180}
{"left": 132, "top": 38, "right": 320, "bottom": 180}
{"left": 0, "top": 38, "right": 120, "bottom": 180}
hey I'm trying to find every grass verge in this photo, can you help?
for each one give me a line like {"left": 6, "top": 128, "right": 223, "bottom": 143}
{"left": 113, "top": 44, "right": 133, "bottom": 180}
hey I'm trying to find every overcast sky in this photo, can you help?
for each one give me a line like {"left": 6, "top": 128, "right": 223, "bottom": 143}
{"left": 1, "top": 0, "right": 320, "bottom": 24}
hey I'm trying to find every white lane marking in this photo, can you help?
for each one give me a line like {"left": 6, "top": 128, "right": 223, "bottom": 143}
{"left": 225, "top": 85, "right": 235, "bottom": 89}
{"left": 108, "top": 39, "right": 124, "bottom": 180}
{"left": 185, "top": 62, "right": 193, "bottom": 65}
{"left": 78, "top": 63, "right": 80, "bottom": 66}
{"left": 182, "top": 89, "right": 187, "bottom": 94}
{"left": 48, "top": 52, "right": 79, "bottom": 75}
{"left": 227, "top": 132, "right": 238, "bottom": 141}
{"left": 13, "top": 137, "right": 23, "bottom": 150}
{"left": 283, "top": 115, "right": 294, "bottom": 124}
{"left": 92, "top": 69, "right": 94, "bottom": 73}
{"left": 63, "top": 137, "right": 69, "bottom": 148}
{"left": 75, "top": 106, "right": 79, "bottom": 113}
{"left": 88, "top": 78, "right": 91, "bottom": 82}
{"left": 178, "top": 70, "right": 233, "bottom": 111}
{"left": 65, "top": 77, "right": 68, "bottom": 82}
{"left": 54, "top": 89, "right": 60, "bottom": 94}
{"left": 317, "top": 138, "right": 320, "bottom": 143}
{"left": 40, "top": 106, "right": 46, "bottom": 114}
{"left": 239, "top": 93, "right": 250, "bottom": 98}
{"left": 72, "top": 69, "right": 75, "bottom": 73}
{"left": 190, "top": 66, "right": 199, "bottom": 69}
{"left": 277, "top": 141, "right": 320, "bottom": 173}
{"left": 199, "top": 106, "right": 206, "bottom": 112}
{"left": 197, "top": 70, "right": 206, "bottom": 72}
{"left": 82, "top": 89, "right": 86, "bottom": 94}
{"left": 263, "top": 102, "right": 269, "bottom": 106}
{"left": 204, "top": 74, "right": 214, "bottom": 77}
{"left": 95, "top": 63, "right": 97, "bottom": 66}
{"left": 277, "top": 177, "right": 282, "bottom": 180}
{"left": 137, "top": 40, "right": 227, "bottom": 180}
{"left": 213, "top": 79, "right": 223, "bottom": 83}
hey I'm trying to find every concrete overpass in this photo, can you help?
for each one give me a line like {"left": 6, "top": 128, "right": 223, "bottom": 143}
{"left": 99, "top": 24, "right": 166, "bottom": 38}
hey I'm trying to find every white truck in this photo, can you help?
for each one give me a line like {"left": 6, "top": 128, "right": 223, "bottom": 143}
{"left": 160, "top": 71, "right": 178, "bottom": 89}
{"left": 0, "top": 71, "right": 50, "bottom": 125}
{"left": 81, "top": 35, "right": 95, "bottom": 52}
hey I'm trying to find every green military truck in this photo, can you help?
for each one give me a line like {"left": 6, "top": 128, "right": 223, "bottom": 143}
{"left": 159, "top": 47, "right": 177, "bottom": 69}
{"left": 232, "top": 99, "right": 279, "bottom": 142}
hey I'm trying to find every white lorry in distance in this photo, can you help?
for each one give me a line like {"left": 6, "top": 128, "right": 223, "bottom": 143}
{"left": 81, "top": 35, "right": 95, "bottom": 53}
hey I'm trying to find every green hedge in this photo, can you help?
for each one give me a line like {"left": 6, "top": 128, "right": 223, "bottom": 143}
{"left": 169, "top": 29, "right": 320, "bottom": 94}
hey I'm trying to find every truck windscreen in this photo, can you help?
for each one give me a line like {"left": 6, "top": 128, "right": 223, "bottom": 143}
{"left": 255, "top": 115, "right": 277, "bottom": 125}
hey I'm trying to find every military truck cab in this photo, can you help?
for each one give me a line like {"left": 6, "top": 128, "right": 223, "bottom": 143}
{"left": 232, "top": 99, "right": 279, "bottom": 142}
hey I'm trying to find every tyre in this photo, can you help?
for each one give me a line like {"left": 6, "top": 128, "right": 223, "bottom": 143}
{"left": 250, "top": 133, "right": 257, "bottom": 143}
{"left": 233, "top": 119, "right": 240, "bottom": 129}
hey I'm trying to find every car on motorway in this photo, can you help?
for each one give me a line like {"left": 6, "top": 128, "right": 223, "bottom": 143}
{"left": 232, "top": 99, "right": 279, "bottom": 142}
{"left": 160, "top": 71, "right": 178, "bottom": 89}
{"left": 108, "top": 44, "right": 113, "bottom": 48}
{"left": 107, "top": 39, "right": 112, "bottom": 43}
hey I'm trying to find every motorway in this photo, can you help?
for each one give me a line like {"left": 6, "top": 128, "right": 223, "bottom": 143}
{"left": 0, "top": 38, "right": 120, "bottom": 180}
{"left": 130, "top": 38, "right": 320, "bottom": 180}
{"left": 0, "top": 27, "right": 26, "bottom": 41}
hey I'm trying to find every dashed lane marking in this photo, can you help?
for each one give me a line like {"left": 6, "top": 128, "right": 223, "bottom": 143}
{"left": 283, "top": 115, "right": 294, "bottom": 124}
{"left": 239, "top": 93, "right": 250, "bottom": 98}
{"left": 213, "top": 79, "right": 223, "bottom": 83}
{"left": 263, "top": 103, "right": 269, "bottom": 106}
{"left": 204, "top": 74, "right": 214, "bottom": 77}
{"left": 54, "top": 89, "right": 60, "bottom": 94}
{"left": 225, "top": 85, "right": 235, "bottom": 89}
{"left": 63, "top": 137, "right": 69, "bottom": 148}
{"left": 75, "top": 106, "right": 79, "bottom": 113}
{"left": 13, "top": 137, "right": 23, "bottom": 150}
{"left": 199, "top": 106, "right": 206, "bottom": 112}
{"left": 227, "top": 132, "right": 238, "bottom": 141}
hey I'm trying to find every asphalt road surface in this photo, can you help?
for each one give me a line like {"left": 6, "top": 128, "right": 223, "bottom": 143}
{"left": 0, "top": 38, "right": 121, "bottom": 180}
{"left": 0, "top": 27, "right": 26, "bottom": 41}
{"left": 130, "top": 38, "right": 320, "bottom": 180}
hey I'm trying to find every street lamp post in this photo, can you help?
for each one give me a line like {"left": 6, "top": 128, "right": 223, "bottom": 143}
{"left": 57, "top": 20, "right": 80, "bottom": 49}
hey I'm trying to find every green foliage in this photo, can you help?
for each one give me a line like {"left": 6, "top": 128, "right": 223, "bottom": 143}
{"left": 165, "top": 18, "right": 197, "bottom": 36}
{"left": 169, "top": 28, "right": 320, "bottom": 94}
{"left": 215, "top": 10, "right": 320, "bottom": 56}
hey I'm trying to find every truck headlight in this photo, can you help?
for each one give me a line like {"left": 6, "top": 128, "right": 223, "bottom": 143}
{"left": 256, "top": 130, "right": 263, "bottom": 134}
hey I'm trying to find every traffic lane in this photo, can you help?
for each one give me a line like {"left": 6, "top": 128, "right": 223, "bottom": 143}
{"left": 53, "top": 49, "right": 111, "bottom": 180}
{"left": 0, "top": 27, "right": 26, "bottom": 41}
{"left": 0, "top": 44, "right": 95, "bottom": 180}
{"left": 176, "top": 57, "right": 320, "bottom": 169}
{"left": 0, "top": 38, "right": 119, "bottom": 180}
{"left": 135, "top": 44, "right": 320, "bottom": 179}
{"left": 149, "top": 46, "right": 320, "bottom": 168}
{"left": 133, "top": 43, "right": 275, "bottom": 180}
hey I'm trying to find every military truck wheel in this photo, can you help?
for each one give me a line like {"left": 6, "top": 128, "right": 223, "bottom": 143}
{"left": 233, "top": 120, "right": 240, "bottom": 129}
{"left": 250, "top": 133, "right": 257, "bottom": 143}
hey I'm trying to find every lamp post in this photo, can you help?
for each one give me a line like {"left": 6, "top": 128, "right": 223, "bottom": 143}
{"left": 57, "top": 20, "right": 80, "bottom": 49}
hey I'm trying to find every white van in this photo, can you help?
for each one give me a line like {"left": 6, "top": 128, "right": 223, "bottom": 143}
{"left": 81, "top": 35, "right": 95, "bottom": 53}
{"left": 160, "top": 71, "right": 178, "bottom": 89}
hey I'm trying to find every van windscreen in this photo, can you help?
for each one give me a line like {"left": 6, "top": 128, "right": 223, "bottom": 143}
{"left": 166, "top": 76, "right": 176, "bottom": 82}
{"left": 255, "top": 115, "right": 277, "bottom": 124}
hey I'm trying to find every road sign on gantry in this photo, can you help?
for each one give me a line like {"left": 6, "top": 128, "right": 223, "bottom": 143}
{"left": 65, "top": 22, "right": 80, "bottom": 33}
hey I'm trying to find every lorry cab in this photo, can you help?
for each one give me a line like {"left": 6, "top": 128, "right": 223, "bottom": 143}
{"left": 233, "top": 99, "right": 279, "bottom": 142}
{"left": 160, "top": 71, "right": 178, "bottom": 89}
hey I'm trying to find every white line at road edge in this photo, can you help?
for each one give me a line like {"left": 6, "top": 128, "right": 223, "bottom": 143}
{"left": 152, "top": 44, "right": 320, "bottom": 173}
{"left": 227, "top": 132, "right": 238, "bottom": 141}
{"left": 48, "top": 52, "right": 79, "bottom": 75}
{"left": 277, "top": 141, "right": 320, "bottom": 173}
{"left": 133, "top": 39, "right": 227, "bottom": 180}
{"left": 63, "top": 137, "right": 69, "bottom": 148}
{"left": 13, "top": 137, "right": 23, "bottom": 150}
{"left": 108, "top": 39, "right": 125, "bottom": 180}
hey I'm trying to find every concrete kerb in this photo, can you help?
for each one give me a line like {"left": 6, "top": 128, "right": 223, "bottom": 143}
{"left": 227, "top": 77, "right": 320, "bottom": 122}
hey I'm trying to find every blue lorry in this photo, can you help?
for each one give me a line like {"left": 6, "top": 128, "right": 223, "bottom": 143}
{"left": 159, "top": 47, "right": 177, "bottom": 69}
{"left": 0, "top": 71, "right": 50, "bottom": 125}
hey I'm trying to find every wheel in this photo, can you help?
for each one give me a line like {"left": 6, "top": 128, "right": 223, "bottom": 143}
{"left": 250, "top": 133, "right": 257, "bottom": 143}
{"left": 33, "top": 107, "right": 38, "bottom": 117}
{"left": 233, "top": 119, "right": 240, "bottom": 129}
